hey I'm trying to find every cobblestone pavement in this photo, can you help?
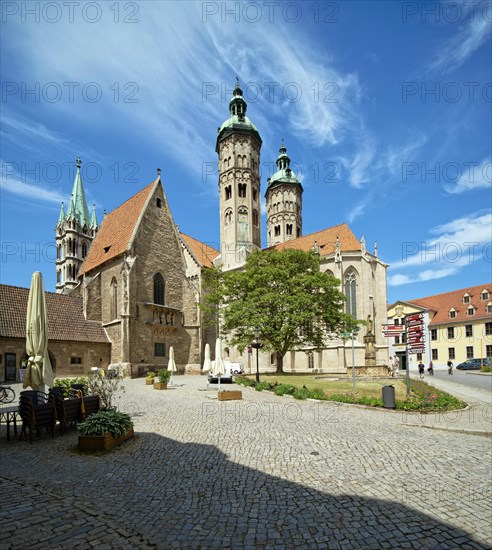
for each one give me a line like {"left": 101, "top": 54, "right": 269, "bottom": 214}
{"left": 1, "top": 376, "right": 491, "bottom": 549}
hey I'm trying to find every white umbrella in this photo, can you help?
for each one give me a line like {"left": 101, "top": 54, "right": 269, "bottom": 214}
{"left": 23, "top": 272, "right": 54, "bottom": 391}
{"left": 202, "top": 343, "right": 212, "bottom": 373}
{"left": 167, "top": 346, "right": 177, "bottom": 385}
{"left": 214, "top": 338, "right": 226, "bottom": 391}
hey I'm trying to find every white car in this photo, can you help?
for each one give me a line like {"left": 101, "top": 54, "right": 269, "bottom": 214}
{"left": 208, "top": 361, "right": 242, "bottom": 383}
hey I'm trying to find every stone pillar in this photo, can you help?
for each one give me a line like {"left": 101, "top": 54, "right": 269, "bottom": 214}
{"left": 364, "top": 334, "right": 376, "bottom": 366}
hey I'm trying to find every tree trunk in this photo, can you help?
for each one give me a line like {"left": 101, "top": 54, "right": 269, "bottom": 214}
{"left": 276, "top": 353, "right": 284, "bottom": 374}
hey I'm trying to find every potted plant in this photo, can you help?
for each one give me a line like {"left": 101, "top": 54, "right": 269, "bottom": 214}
{"left": 154, "top": 369, "right": 171, "bottom": 390}
{"left": 78, "top": 409, "right": 134, "bottom": 451}
{"left": 145, "top": 371, "right": 155, "bottom": 385}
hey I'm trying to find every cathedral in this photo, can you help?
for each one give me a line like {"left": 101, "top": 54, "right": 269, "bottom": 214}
{"left": 49, "top": 80, "right": 388, "bottom": 376}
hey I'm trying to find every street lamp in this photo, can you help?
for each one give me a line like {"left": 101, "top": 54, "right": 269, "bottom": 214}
{"left": 251, "top": 326, "right": 263, "bottom": 383}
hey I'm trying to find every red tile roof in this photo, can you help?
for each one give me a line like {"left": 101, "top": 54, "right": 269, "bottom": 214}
{"left": 180, "top": 233, "right": 220, "bottom": 268}
{"left": 0, "top": 284, "right": 109, "bottom": 343}
{"left": 79, "top": 180, "right": 157, "bottom": 276}
{"left": 269, "top": 223, "right": 362, "bottom": 254}
{"left": 408, "top": 283, "right": 492, "bottom": 325}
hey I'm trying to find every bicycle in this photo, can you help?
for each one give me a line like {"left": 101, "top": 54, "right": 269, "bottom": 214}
{"left": 0, "top": 385, "right": 16, "bottom": 403}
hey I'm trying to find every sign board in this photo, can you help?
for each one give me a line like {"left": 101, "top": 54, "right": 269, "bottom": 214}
{"left": 381, "top": 324, "right": 406, "bottom": 333}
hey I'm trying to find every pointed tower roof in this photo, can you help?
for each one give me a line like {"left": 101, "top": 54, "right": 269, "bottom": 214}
{"left": 216, "top": 78, "right": 262, "bottom": 151}
{"left": 67, "top": 157, "right": 91, "bottom": 228}
{"left": 57, "top": 202, "right": 65, "bottom": 226}
{"left": 266, "top": 141, "right": 303, "bottom": 194}
{"left": 90, "top": 203, "right": 98, "bottom": 230}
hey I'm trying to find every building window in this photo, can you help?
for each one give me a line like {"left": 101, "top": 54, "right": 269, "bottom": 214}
{"left": 110, "top": 277, "right": 118, "bottom": 320}
{"left": 416, "top": 353, "right": 422, "bottom": 361}
{"left": 296, "top": 228, "right": 301, "bottom": 237}
{"left": 432, "top": 349, "right": 438, "bottom": 360}
{"left": 486, "top": 345, "right": 492, "bottom": 358}
{"left": 448, "top": 348, "right": 455, "bottom": 360}
{"left": 487, "top": 304, "right": 492, "bottom": 314}
{"left": 270, "top": 353, "right": 276, "bottom": 365}
{"left": 481, "top": 291, "right": 489, "bottom": 300}
{"left": 225, "top": 209, "right": 232, "bottom": 225}
{"left": 431, "top": 329, "right": 437, "bottom": 341}
{"left": 447, "top": 327, "right": 455, "bottom": 339}
{"left": 153, "top": 273, "right": 165, "bottom": 305}
{"left": 486, "top": 322, "right": 492, "bottom": 335}
{"left": 465, "top": 325, "right": 473, "bottom": 337}
{"left": 81, "top": 242, "right": 88, "bottom": 258}
{"left": 462, "top": 294, "right": 470, "bottom": 303}
{"left": 466, "top": 346, "right": 473, "bottom": 358}
{"left": 70, "top": 357, "right": 82, "bottom": 365}
{"left": 286, "top": 224, "right": 293, "bottom": 235}
{"left": 449, "top": 310, "right": 456, "bottom": 318}
{"left": 238, "top": 183, "right": 247, "bottom": 198}
{"left": 467, "top": 307, "right": 475, "bottom": 316}
{"left": 274, "top": 225, "right": 281, "bottom": 237}
{"left": 156, "top": 198, "right": 162, "bottom": 208}
{"left": 253, "top": 209, "right": 259, "bottom": 227}
{"left": 395, "top": 336, "right": 400, "bottom": 344}
{"left": 155, "top": 343, "right": 166, "bottom": 357}
{"left": 56, "top": 270, "right": 61, "bottom": 284}
{"left": 344, "top": 270, "right": 357, "bottom": 317}
{"left": 253, "top": 188, "right": 258, "bottom": 201}
{"left": 394, "top": 319, "right": 400, "bottom": 326}
{"left": 225, "top": 185, "right": 232, "bottom": 200}
{"left": 307, "top": 352, "right": 314, "bottom": 369}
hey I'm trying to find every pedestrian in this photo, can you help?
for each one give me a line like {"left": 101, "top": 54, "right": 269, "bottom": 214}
{"left": 393, "top": 354, "right": 400, "bottom": 378}
{"left": 387, "top": 356, "right": 394, "bottom": 378}
{"left": 418, "top": 361, "right": 425, "bottom": 379}
{"left": 447, "top": 360, "right": 453, "bottom": 375}
{"left": 427, "top": 361, "right": 434, "bottom": 376}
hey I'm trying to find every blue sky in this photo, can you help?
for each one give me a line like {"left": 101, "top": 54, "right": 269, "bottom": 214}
{"left": 1, "top": 0, "right": 491, "bottom": 303}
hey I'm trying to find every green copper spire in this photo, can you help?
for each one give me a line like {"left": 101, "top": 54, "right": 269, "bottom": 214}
{"left": 67, "top": 157, "right": 91, "bottom": 228}
{"left": 266, "top": 141, "right": 303, "bottom": 194}
{"left": 90, "top": 203, "right": 98, "bottom": 229}
{"left": 57, "top": 202, "right": 65, "bottom": 226}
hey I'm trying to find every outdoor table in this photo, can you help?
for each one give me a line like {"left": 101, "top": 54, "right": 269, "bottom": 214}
{"left": 0, "top": 405, "right": 19, "bottom": 441}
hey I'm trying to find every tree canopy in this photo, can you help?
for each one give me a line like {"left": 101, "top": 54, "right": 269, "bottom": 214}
{"left": 203, "top": 248, "right": 360, "bottom": 373}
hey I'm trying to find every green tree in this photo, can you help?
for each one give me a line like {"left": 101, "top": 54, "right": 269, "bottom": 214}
{"left": 202, "top": 249, "right": 360, "bottom": 374}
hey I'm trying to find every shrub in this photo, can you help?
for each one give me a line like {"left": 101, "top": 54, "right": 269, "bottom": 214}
{"left": 146, "top": 371, "right": 156, "bottom": 380}
{"left": 255, "top": 382, "right": 270, "bottom": 392}
{"left": 274, "top": 384, "right": 296, "bottom": 396}
{"left": 86, "top": 369, "right": 125, "bottom": 410}
{"left": 235, "top": 376, "right": 256, "bottom": 388}
{"left": 293, "top": 387, "right": 312, "bottom": 400}
{"left": 78, "top": 410, "right": 133, "bottom": 437}
{"left": 157, "top": 369, "right": 171, "bottom": 384}
{"left": 54, "top": 377, "right": 87, "bottom": 398}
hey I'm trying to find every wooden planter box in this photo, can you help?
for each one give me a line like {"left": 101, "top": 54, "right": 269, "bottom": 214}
{"left": 218, "top": 390, "right": 242, "bottom": 401}
{"left": 146, "top": 379, "right": 154, "bottom": 385}
{"left": 78, "top": 427, "right": 134, "bottom": 452}
{"left": 153, "top": 382, "right": 168, "bottom": 390}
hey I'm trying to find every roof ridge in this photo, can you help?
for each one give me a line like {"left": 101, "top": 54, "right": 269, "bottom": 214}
{"left": 407, "top": 282, "right": 492, "bottom": 303}
{"left": 0, "top": 282, "right": 82, "bottom": 300}
{"left": 102, "top": 180, "right": 156, "bottom": 221}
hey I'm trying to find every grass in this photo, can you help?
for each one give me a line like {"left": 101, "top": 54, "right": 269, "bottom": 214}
{"left": 235, "top": 374, "right": 466, "bottom": 412}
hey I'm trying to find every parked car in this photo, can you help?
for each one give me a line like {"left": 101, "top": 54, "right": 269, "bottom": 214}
{"left": 208, "top": 361, "right": 242, "bottom": 383}
{"left": 456, "top": 358, "right": 491, "bottom": 370}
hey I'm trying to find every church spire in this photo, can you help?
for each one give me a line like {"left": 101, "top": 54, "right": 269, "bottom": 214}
{"left": 57, "top": 202, "right": 65, "bottom": 226}
{"left": 67, "top": 157, "right": 91, "bottom": 228}
{"left": 90, "top": 203, "right": 98, "bottom": 230}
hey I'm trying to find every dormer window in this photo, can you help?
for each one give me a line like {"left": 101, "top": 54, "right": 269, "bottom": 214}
{"left": 481, "top": 290, "right": 489, "bottom": 300}
{"left": 487, "top": 302, "right": 492, "bottom": 314}
{"left": 462, "top": 293, "right": 470, "bottom": 304}
{"left": 449, "top": 309, "right": 456, "bottom": 318}
{"left": 467, "top": 306, "right": 475, "bottom": 316}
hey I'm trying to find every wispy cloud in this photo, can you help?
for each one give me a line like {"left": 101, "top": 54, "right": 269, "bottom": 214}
{"left": 423, "top": 14, "right": 491, "bottom": 76}
{"left": 444, "top": 158, "right": 492, "bottom": 194}
{"left": 388, "top": 211, "right": 492, "bottom": 285}
{"left": 0, "top": 172, "right": 65, "bottom": 204}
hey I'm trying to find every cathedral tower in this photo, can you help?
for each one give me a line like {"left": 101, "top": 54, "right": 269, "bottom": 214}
{"left": 55, "top": 157, "right": 98, "bottom": 294}
{"left": 217, "top": 79, "right": 262, "bottom": 270}
{"left": 265, "top": 142, "right": 303, "bottom": 247}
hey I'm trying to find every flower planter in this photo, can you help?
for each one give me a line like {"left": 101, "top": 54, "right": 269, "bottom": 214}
{"left": 153, "top": 382, "right": 168, "bottom": 390}
{"left": 78, "top": 427, "right": 134, "bottom": 452}
{"left": 146, "top": 379, "right": 154, "bottom": 385}
{"left": 218, "top": 390, "right": 242, "bottom": 401}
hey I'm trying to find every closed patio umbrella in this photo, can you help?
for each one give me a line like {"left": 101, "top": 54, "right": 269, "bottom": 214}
{"left": 202, "top": 343, "right": 212, "bottom": 374}
{"left": 214, "top": 338, "right": 226, "bottom": 391}
{"left": 23, "top": 272, "right": 54, "bottom": 391}
{"left": 167, "top": 346, "right": 177, "bottom": 386}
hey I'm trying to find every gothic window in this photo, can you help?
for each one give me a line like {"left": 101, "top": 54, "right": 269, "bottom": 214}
{"left": 225, "top": 209, "right": 233, "bottom": 225}
{"left": 57, "top": 245, "right": 62, "bottom": 260}
{"left": 253, "top": 188, "right": 257, "bottom": 201}
{"left": 238, "top": 183, "right": 247, "bottom": 198}
{"left": 274, "top": 225, "right": 281, "bottom": 237}
{"left": 56, "top": 270, "right": 61, "bottom": 284}
{"left": 253, "top": 209, "right": 259, "bottom": 227}
{"left": 344, "top": 270, "right": 357, "bottom": 317}
{"left": 238, "top": 206, "right": 248, "bottom": 222}
{"left": 286, "top": 224, "right": 293, "bottom": 235}
{"left": 81, "top": 242, "right": 88, "bottom": 258}
{"left": 110, "top": 277, "right": 118, "bottom": 320}
{"left": 297, "top": 227, "right": 301, "bottom": 237}
{"left": 153, "top": 272, "right": 165, "bottom": 305}
{"left": 307, "top": 352, "right": 314, "bottom": 369}
{"left": 225, "top": 185, "right": 232, "bottom": 200}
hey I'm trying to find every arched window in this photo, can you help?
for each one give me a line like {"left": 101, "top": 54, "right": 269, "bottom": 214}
{"left": 307, "top": 351, "right": 314, "bottom": 369}
{"left": 253, "top": 209, "right": 259, "bottom": 227}
{"left": 344, "top": 270, "right": 357, "bottom": 317}
{"left": 110, "top": 277, "right": 118, "bottom": 320}
{"left": 225, "top": 209, "right": 233, "bottom": 225}
{"left": 81, "top": 242, "right": 88, "bottom": 258}
{"left": 154, "top": 272, "right": 165, "bottom": 305}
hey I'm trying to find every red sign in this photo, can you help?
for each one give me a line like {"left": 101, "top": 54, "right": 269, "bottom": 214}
{"left": 407, "top": 313, "right": 424, "bottom": 321}
{"left": 382, "top": 324, "right": 406, "bottom": 332}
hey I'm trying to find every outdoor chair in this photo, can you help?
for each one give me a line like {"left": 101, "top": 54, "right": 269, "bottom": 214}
{"left": 70, "top": 384, "right": 85, "bottom": 397}
{"left": 19, "top": 392, "right": 57, "bottom": 443}
{"left": 50, "top": 391, "right": 83, "bottom": 434}
{"left": 81, "top": 395, "right": 100, "bottom": 419}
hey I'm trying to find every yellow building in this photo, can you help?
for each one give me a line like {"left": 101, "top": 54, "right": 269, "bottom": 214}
{"left": 388, "top": 283, "right": 492, "bottom": 370}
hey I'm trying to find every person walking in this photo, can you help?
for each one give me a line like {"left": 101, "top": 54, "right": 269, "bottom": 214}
{"left": 418, "top": 361, "right": 425, "bottom": 379}
{"left": 447, "top": 360, "right": 453, "bottom": 375}
{"left": 393, "top": 354, "right": 400, "bottom": 378}
{"left": 427, "top": 361, "right": 434, "bottom": 376}
{"left": 388, "top": 356, "right": 394, "bottom": 378}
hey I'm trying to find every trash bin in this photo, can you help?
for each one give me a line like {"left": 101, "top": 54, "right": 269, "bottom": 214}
{"left": 382, "top": 385, "right": 395, "bottom": 409}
